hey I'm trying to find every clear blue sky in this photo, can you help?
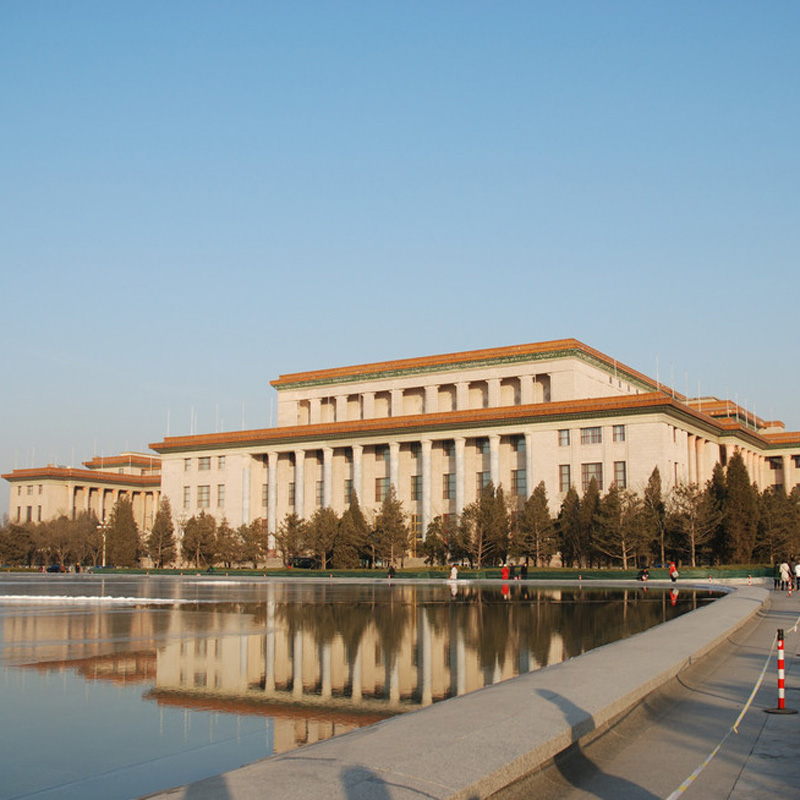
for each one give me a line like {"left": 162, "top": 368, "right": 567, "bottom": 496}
{"left": 2, "top": 1, "right": 798, "bottom": 514}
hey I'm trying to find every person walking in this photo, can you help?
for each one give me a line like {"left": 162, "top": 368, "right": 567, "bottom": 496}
{"left": 794, "top": 561, "right": 800, "bottom": 590}
{"left": 779, "top": 560, "right": 791, "bottom": 591}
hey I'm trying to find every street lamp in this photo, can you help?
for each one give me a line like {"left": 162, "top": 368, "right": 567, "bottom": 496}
{"left": 97, "top": 521, "right": 109, "bottom": 567}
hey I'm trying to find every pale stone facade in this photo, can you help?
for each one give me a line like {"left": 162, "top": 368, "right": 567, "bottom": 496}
{"left": 148, "top": 339, "right": 800, "bottom": 552}
{"left": 3, "top": 452, "right": 161, "bottom": 531}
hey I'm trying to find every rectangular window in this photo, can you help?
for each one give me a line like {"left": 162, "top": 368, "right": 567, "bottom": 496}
{"left": 476, "top": 439, "right": 490, "bottom": 456}
{"left": 37, "top": 506, "right": 42, "bottom": 522}
{"left": 375, "top": 477, "right": 390, "bottom": 502}
{"left": 581, "top": 427, "right": 602, "bottom": 445}
{"left": 410, "top": 442, "right": 421, "bottom": 460}
{"left": 184, "top": 458, "right": 191, "bottom": 471}
{"left": 511, "top": 435, "right": 526, "bottom": 453}
{"left": 443, "top": 473, "right": 455, "bottom": 500}
{"left": 217, "top": 484, "right": 225, "bottom": 508}
{"left": 288, "top": 482, "right": 296, "bottom": 507}
{"left": 197, "top": 485, "right": 210, "bottom": 509}
{"left": 38, "top": 485, "right": 43, "bottom": 494}
{"left": 512, "top": 469, "right": 527, "bottom": 497}
{"left": 198, "top": 457, "right": 211, "bottom": 471}
{"left": 612, "top": 425, "right": 626, "bottom": 443}
{"left": 183, "top": 486, "right": 191, "bottom": 509}
{"left": 410, "top": 514, "right": 422, "bottom": 538}
{"left": 262, "top": 483, "right": 268, "bottom": 508}
{"left": 581, "top": 463, "right": 603, "bottom": 492}
{"left": 316, "top": 480, "right": 324, "bottom": 506}
{"left": 218, "top": 455, "right": 226, "bottom": 470}
{"left": 375, "top": 445, "right": 389, "bottom": 464}
{"left": 411, "top": 475, "right": 422, "bottom": 501}
{"left": 476, "top": 471, "right": 490, "bottom": 494}
{"left": 559, "top": 464, "right": 571, "bottom": 493}
{"left": 344, "top": 479, "right": 353, "bottom": 504}
{"left": 558, "top": 429, "right": 570, "bottom": 447}
{"left": 26, "top": 506, "right": 32, "bottom": 521}
{"left": 27, "top": 485, "right": 33, "bottom": 495}
{"left": 614, "top": 461, "right": 627, "bottom": 489}
{"left": 442, "top": 441, "right": 454, "bottom": 458}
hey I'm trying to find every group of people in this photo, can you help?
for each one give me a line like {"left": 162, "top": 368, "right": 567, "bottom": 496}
{"left": 775, "top": 559, "right": 800, "bottom": 590}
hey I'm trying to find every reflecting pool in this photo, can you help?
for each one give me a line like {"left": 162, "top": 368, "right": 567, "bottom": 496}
{"left": 0, "top": 574, "right": 720, "bottom": 800}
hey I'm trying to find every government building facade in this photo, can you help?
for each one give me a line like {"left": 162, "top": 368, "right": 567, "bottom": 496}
{"left": 145, "top": 339, "right": 800, "bottom": 553}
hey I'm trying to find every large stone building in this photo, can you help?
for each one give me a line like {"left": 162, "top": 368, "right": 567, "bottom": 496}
{"left": 3, "top": 452, "right": 161, "bottom": 531}
{"left": 147, "top": 339, "right": 800, "bottom": 552}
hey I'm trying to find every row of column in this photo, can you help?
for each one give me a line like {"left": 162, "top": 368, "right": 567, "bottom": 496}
{"left": 265, "top": 432, "right": 533, "bottom": 541}
{"left": 305, "top": 375, "right": 547, "bottom": 424}
{"left": 69, "top": 484, "right": 158, "bottom": 529}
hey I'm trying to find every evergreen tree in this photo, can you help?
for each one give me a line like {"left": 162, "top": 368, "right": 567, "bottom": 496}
{"left": 755, "top": 487, "right": 796, "bottom": 564}
{"left": 643, "top": 467, "right": 667, "bottom": 565}
{"left": 106, "top": 497, "right": 140, "bottom": 567}
{"left": 579, "top": 478, "right": 601, "bottom": 567}
{"left": 723, "top": 452, "right": 759, "bottom": 563}
{"left": 593, "top": 485, "right": 643, "bottom": 569}
{"left": 215, "top": 518, "right": 240, "bottom": 567}
{"left": 335, "top": 494, "right": 369, "bottom": 568}
{"left": 708, "top": 463, "right": 727, "bottom": 563}
{"left": 0, "top": 523, "right": 36, "bottom": 566}
{"left": 147, "top": 497, "right": 176, "bottom": 568}
{"left": 275, "top": 512, "right": 307, "bottom": 566}
{"left": 307, "top": 507, "right": 339, "bottom": 569}
{"left": 458, "top": 483, "right": 509, "bottom": 567}
{"left": 239, "top": 519, "right": 267, "bottom": 568}
{"left": 181, "top": 512, "right": 217, "bottom": 568}
{"left": 556, "top": 486, "right": 582, "bottom": 567}
{"left": 513, "top": 481, "right": 555, "bottom": 567}
{"left": 373, "top": 485, "right": 409, "bottom": 566}
{"left": 419, "top": 516, "right": 449, "bottom": 566}
{"left": 669, "top": 482, "right": 720, "bottom": 567}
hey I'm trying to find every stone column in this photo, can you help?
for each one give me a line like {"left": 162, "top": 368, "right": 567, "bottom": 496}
{"left": 525, "top": 432, "right": 534, "bottom": 495}
{"left": 267, "top": 452, "right": 278, "bottom": 548}
{"left": 294, "top": 449, "right": 305, "bottom": 518}
{"left": 687, "top": 434, "right": 696, "bottom": 485}
{"left": 520, "top": 375, "right": 534, "bottom": 405}
{"left": 310, "top": 397, "right": 321, "bottom": 424}
{"left": 292, "top": 628, "right": 304, "bottom": 698}
{"left": 455, "top": 437, "right": 466, "bottom": 514}
{"left": 241, "top": 457, "right": 251, "bottom": 525}
{"left": 352, "top": 445, "right": 363, "bottom": 503}
{"left": 391, "top": 389, "right": 403, "bottom": 417}
{"left": 389, "top": 441, "right": 400, "bottom": 492}
{"left": 362, "top": 392, "right": 375, "bottom": 419}
{"left": 323, "top": 447, "right": 333, "bottom": 507}
{"left": 264, "top": 585, "right": 276, "bottom": 693}
{"left": 335, "top": 395, "right": 348, "bottom": 422}
{"left": 421, "top": 439, "right": 432, "bottom": 537}
{"left": 489, "top": 434, "right": 501, "bottom": 488}
{"left": 456, "top": 382, "right": 469, "bottom": 411}
{"left": 488, "top": 378, "right": 501, "bottom": 408}
{"left": 425, "top": 385, "right": 438, "bottom": 414}
{"left": 783, "top": 455, "right": 792, "bottom": 494}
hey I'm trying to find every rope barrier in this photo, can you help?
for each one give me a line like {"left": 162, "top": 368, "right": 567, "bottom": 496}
{"left": 665, "top": 606, "right": 800, "bottom": 799}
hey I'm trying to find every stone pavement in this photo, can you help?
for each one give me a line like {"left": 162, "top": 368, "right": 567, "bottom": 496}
{"left": 144, "top": 582, "right": 787, "bottom": 800}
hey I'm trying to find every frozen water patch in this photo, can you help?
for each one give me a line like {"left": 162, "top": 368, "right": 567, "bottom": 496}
{"left": 0, "top": 594, "right": 186, "bottom": 605}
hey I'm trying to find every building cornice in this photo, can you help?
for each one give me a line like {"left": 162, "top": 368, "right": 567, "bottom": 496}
{"left": 149, "top": 392, "right": 786, "bottom": 454}
{"left": 2, "top": 466, "right": 161, "bottom": 488}
{"left": 269, "top": 339, "right": 664, "bottom": 395}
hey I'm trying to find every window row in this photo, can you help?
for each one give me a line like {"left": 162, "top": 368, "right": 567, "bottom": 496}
{"left": 558, "top": 425, "right": 626, "bottom": 447}
{"left": 183, "top": 485, "right": 226, "bottom": 509}
{"left": 184, "top": 456, "right": 226, "bottom": 472}
{"left": 558, "top": 461, "right": 627, "bottom": 492}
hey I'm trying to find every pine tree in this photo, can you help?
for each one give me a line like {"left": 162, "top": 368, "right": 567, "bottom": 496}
{"left": 513, "top": 481, "right": 555, "bottom": 567}
{"left": 593, "top": 485, "right": 643, "bottom": 569}
{"left": 579, "top": 478, "right": 601, "bottom": 567}
{"left": 215, "top": 518, "right": 240, "bottom": 568}
{"left": 335, "top": 494, "right": 369, "bottom": 568}
{"left": 724, "top": 452, "right": 759, "bottom": 563}
{"left": 181, "top": 512, "right": 217, "bottom": 568}
{"left": 106, "top": 497, "right": 140, "bottom": 567}
{"left": 669, "top": 482, "right": 720, "bottom": 567}
{"left": 307, "top": 507, "right": 339, "bottom": 569}
{"left": 556, "top": 486, "right": 582, "bottom": 568}
{"left": 239, "top": 519, "right": 267, "bottom": 569}
{"left": 373, "top": 485, "right": 409, "bottom": 567}
{"left": 643, "top": 467, "right": 667, "bottom": 565}
{"left": 147, "top": 497, "right": 176, "bottom": 568}
{"left": 276, "top": 512, "right": 307, "bottom": 566}
{"left": 419, "top": 516, "right": 449, "bottom": 566}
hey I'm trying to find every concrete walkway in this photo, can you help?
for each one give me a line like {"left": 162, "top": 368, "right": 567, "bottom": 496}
{"left": 143, "top": 583, "right": 799, "bottom": 800}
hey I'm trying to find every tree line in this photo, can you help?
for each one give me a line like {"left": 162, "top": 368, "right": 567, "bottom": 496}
{"left": 2, "top": 452, "right": 797, "bottom": 569}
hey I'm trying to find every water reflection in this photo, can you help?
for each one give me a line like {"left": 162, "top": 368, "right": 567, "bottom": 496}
{"left": 0, "top": 576, "right": 717, "bottom": 800}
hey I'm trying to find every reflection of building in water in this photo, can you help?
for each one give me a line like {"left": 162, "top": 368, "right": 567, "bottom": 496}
{"left": 152, "top": 584, "right": 568, "bottom": 718}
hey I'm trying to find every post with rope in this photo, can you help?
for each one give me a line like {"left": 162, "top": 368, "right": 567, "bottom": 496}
{"left": 765, "top": 629, "right": 797, "bottom": 715}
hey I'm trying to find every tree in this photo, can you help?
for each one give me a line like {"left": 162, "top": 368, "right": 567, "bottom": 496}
{"left": 669, "top": 482, "right": 721, "bottom": 567}
{"left": 275, "top": 512, "right": 307, "bottom": 566}
{"left": 181, "top": 512, "right": 217, "bottom": 568}
{"left": 579, "top": 478, "right": 601, "bottom": 566}
{"left": 723, "top": 452, "right": 759, "bottom": 563}
{"left": 556, "top": 486, "right": 583, "bottom": 568}
{"left": 106, "top": 497, "right": 140, "bottom": 567}
{"left": 458, "top": 483, "right": 509, "bottom": 567}
{"left": 335, "top": 494, "right": 369, "bottom": 568}
{"left": 306, "top": 507, "right": 339, "bottom": 570}
{"left": 643, "top": 467, "right": 667, "bottom": 565}
{"left": 215, "top": 518, "right": 240, "bottom": 567}
{"left": 372, "top": 485, "right": 409, "bottom": 566}
{"left": 239, "top": 519, "right": 268, "bottom": 568}
{"left": 147, "top": 497, "right": 176, "bottom": 568}
{"left": 419, "top": 516, "right": 449, "bottom": 566}
{"left": 593, "top": 485, "right": 644, "bottom": 569}
{"left": 755, "top": 487, "right": 797, "bottom": 564}
{"left": 513, "top": 481, "right": 555, "bottom": 567}
{"left": 0, "top": 523, "right": 36, "bottom": 566}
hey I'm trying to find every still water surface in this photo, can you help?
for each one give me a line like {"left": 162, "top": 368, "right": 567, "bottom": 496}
{"left": 0, "top": 574, "right": 719, "bottom": 800}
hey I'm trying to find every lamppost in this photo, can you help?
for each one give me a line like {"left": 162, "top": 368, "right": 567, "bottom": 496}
{"left": 97, "top": 520, "right": 109, "bottom": 567}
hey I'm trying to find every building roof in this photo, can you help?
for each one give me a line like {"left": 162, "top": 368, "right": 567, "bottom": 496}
{"left": 1, "top": 465, "right": 161, "bottom": 488}
{"left": 82, "top": 452, "right": 161, "bottom": 471}
{"left": 270, "top": 338, "right": 666, "bottom": 392}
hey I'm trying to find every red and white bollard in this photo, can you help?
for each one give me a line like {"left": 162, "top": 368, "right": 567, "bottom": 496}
{"left": 765, "top": 629, "right": 797, "bottom": 714}
{"left": 748, "top": 575, "right": 752, "bottom": 586}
